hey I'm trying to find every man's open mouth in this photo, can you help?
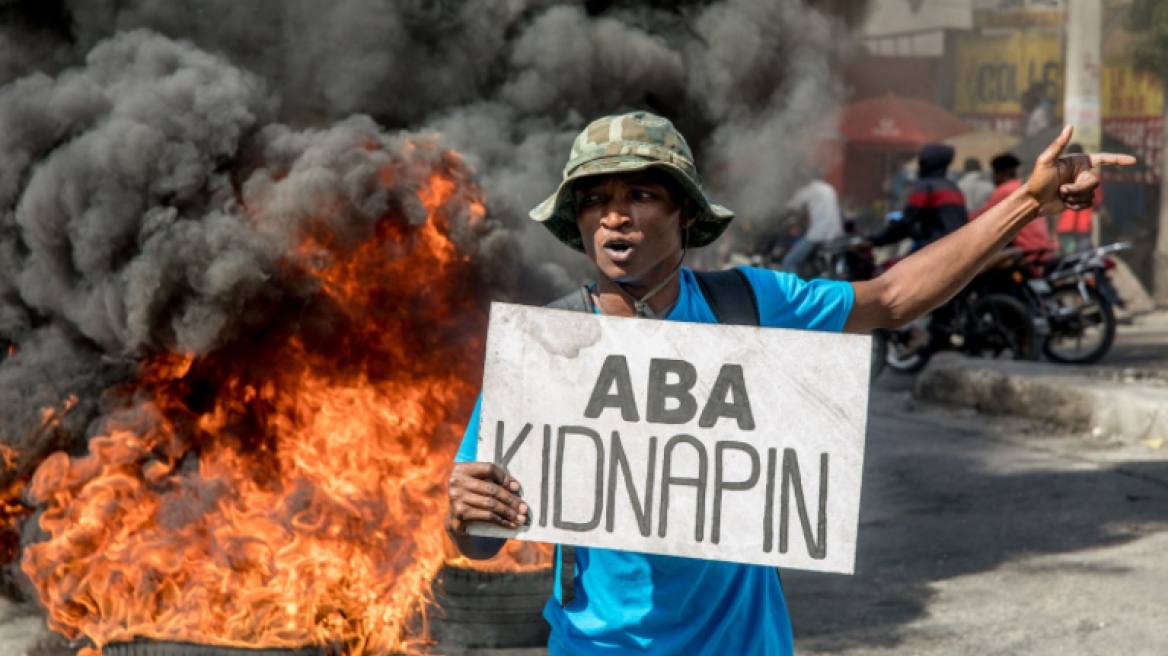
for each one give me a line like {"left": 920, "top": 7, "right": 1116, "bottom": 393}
{"left": 603, "top": 239, "right": 636, "bottom": 262}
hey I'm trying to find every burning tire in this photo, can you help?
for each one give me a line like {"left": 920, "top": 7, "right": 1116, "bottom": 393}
{"left": 102, "top": 642, "right": 331, "bottom": 655}
{"left": 429, "top": 563, "right": 553, "bottom": 649}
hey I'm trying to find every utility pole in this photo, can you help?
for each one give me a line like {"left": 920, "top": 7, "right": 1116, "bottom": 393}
{"left": 1124, "top": 0, "right": 1168, "bottom": 303}
{"left": 1156, "top": 84, "right": 1168, "bottom": 303}
{"left": 1064, "top": 0, "right": 1103, "bottom": 154}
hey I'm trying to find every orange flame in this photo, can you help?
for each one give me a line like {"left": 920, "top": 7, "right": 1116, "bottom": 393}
{"left": 17, "top": 143, "right": 534, "bottom": 654}
{"left": 0, "top": 396, "right": 77, "bottom": 566}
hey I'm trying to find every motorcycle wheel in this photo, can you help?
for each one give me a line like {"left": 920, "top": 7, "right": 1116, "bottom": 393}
{"left": 966, "top": 294, "right": 1038, "bottom": 361}
{"left": 870, "top": 330, "right": 889, "bottom": 381}
{"left": 884, "top": 328, "right": 932, "bottom": 374}
{"left": 1042, "top": 285, "right": 1116, "bottom": 364}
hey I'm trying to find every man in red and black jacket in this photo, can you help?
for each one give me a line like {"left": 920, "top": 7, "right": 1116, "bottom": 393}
{"left": 869, "top": 144, "right": 968, "bottom": 251}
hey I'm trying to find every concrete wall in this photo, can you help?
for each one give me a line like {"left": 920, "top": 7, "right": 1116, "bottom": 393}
{"left": 862, "top": 0, "right": 974, "bottom": 57}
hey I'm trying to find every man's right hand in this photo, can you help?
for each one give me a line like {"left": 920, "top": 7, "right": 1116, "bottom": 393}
{"left": 446, "top": 462, "right": 529, "bottom": 534}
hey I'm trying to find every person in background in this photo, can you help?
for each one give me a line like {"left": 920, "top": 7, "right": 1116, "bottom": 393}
{"left": 971, "top": 153, "right": 1058, "bottom": 259}
{"left": 1023, "top": 83, "right": 1054, "bottom": 137}
{"left": 957, "top": 157, "right": 994, "bottom": 212}
{"left": 1055, "top": 144, "right": 1102, "bottom": 253}
{"left": 868, "top": 144, "right": 966, "bottom": 252}
{"left": 888, "top": 152, "right": 917, "bottom": 212}
{"left": 867, "top": 145, "right": 967, "bottom": 358}
{"left": 781, "top": 170, "right": 843, "bottom": 274}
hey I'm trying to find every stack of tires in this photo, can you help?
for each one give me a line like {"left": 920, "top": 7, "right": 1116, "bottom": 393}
{"left": 429, "top": 563, "right": 553, "bottom": 649}
{"left": 100, "top": 564, "right": 555, "bottom": 654}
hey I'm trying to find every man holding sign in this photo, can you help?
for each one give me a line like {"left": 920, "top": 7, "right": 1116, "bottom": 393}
{"left": 445, "top": 111, "right": 1132, "bottom": 655}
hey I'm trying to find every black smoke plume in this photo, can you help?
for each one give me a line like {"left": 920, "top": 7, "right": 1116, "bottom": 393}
{"left": 0, "top": 0, "right": 870, "bottom": 603}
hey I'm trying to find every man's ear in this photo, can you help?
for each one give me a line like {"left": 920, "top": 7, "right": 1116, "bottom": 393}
{"left": 681, "top": 199, "right": 698, "bottom": 229}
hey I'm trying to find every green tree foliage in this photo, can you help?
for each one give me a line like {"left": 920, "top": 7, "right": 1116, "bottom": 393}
{"left": 1128, "top": 0, "right": 1168, "bottom": 78}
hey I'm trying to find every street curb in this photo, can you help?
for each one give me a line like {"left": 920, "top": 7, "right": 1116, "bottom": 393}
{"left": 914, "top": 355, "right": 1168, "bottom": 443}
{"left": 1131, "top": 308, "right": 1168, "bottom": 327}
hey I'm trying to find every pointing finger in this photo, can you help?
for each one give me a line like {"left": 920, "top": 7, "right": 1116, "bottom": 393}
{"left": 1089, "top": 153, "right": 1138, "bottom": 168}
{"left": 1060, "top": 171, "right": 1101, "bottom": 196}
{"left": 1037, "top": 125, "right": 1073, "bottom": 167}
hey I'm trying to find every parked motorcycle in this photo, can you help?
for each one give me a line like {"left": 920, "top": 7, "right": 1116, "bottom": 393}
{"left": 1033, "top": 243, "right": 1129, "bottom": 364}
{"left": 788, "top": 217, "right": 1126, "bottom": 371}
{"left": 883, "top": 249, "right": 1046, "bottom": 373}
{"left": 808, "top": 234, "right": 878, "bottom": 283}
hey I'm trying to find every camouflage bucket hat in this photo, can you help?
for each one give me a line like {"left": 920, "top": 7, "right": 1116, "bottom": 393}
{"left": 529, "top": 111, "right": 734, "bottom": 253}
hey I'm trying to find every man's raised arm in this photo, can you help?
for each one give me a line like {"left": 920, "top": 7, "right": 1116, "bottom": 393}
{"left": 844, "top": 126, "right": 1136, "bottom": 334}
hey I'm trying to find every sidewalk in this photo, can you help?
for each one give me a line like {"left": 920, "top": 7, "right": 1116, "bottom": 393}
{"left": 915, "top": 354, "right": 1168, "bottom": 447}
{"left": 1128, "top": 308, "right": 1168, "bottom": 328}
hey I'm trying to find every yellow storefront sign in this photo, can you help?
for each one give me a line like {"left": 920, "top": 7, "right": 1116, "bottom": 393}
{"left": 974, "top": 10, "right": 1064, "bottom": 29}
{"left": 1102, "top": 63, "right": 1163, "bottom": 118}
{"left": 955, "top": 31, "right": 1063, "bottom": 116}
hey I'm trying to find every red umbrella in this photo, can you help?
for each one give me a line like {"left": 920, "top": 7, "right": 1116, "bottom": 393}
{"left": 838, "top": 96, "right": 970, "bottom": 147}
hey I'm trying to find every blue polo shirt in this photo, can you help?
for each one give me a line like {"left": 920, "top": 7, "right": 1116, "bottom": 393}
{"left": 455, "top": 266, "right": 854, "bottom": 656}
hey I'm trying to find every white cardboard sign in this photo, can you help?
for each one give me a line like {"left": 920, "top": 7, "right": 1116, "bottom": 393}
{"left": 468, "top": 302, "right": 870, "bottom": 575}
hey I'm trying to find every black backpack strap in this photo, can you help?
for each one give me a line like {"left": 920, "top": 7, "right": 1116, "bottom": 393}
{"left": 692, "top": 268, "right": 761, "bottom": 326}
{"left": 559, "top": 544, "right": 577, "bottom": 606}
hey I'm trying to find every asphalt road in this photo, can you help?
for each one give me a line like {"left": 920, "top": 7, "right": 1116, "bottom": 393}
{"left": 785, "top": 386, "right": 1168, "bottom": 655}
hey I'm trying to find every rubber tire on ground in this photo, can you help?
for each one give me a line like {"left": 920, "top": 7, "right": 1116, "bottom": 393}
{"left": 968, "top": 294, "right": 1038, "bottom": 361}
{"left": 1042, "top": 286, "right": 1117, "bottom": 364}
{"left": 103, "top": 642, "right": 331, "bottom": 656}
{"left": 428, "top": 563, "right": 553, "bottom": 649}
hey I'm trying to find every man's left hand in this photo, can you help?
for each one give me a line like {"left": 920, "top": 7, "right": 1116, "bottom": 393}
{"left": 1027, "top": 125, "right": 1137, "bottom": 216}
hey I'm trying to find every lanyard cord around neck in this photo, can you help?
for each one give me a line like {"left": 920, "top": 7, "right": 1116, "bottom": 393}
{"left": 606, "top": 224, "right": 690, "bottom": 319}
{"left": 626, "top": 262, "right": 680, "bottom": 318}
